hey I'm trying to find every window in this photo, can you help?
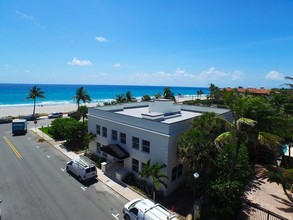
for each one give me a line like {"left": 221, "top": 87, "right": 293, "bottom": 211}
{"left": 112, "top": 130, "right": 117, "bottom": 141}
{"left": 96, "top": 125, "right": 101, "bottom": 135}
{"left": 132, "top": 136, "right": 139, "bottom": 150}
{"left": 142, "top": 140, "right": 150, "bottom": 153}
{"left": 96, "top": 142, "right": 101, "bottom": 154}
{"left": 172, "top": 164, "right": 183, "bottom": 182}
{"left": 132, "top": 158, "right": 139, "bottom": 172}
{"left": 120, "top": 132, "right": 126, "bottom": 144}
{"left": 102, "top": 127, "right": 107, "bottom": 137}
{"left": 178, "top": 164, "right": 183, "bottom": 177}
{"left": 172, "top": 166, "right": 177, "bottom": 181}
{"left": 141, "top": 162, "right": 146, "bottom": 172}
{"left": 130, "top": 208, "right": 138, "bottom": 216}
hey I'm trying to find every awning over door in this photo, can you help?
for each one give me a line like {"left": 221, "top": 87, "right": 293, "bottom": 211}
{"left": 100, "top": 144, "right": 129, "bottom": 160}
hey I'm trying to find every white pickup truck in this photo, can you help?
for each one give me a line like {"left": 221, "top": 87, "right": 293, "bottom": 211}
{"left": 123, "top": 199, "right": 178, "bottom": 220}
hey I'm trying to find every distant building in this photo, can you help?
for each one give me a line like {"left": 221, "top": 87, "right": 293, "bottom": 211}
{"left": 221, "top": 86, "right": 270, "bottom": 95}
{"left": 88, "top": 99, "right": 231, "bottom": 196}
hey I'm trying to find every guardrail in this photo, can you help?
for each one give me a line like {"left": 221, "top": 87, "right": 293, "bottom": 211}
{"left": 242, "top": 200, "right": 290, "bottom": 220}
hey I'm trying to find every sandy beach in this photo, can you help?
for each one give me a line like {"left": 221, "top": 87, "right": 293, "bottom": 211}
{"left": 0, "top": 95, "right": 202, "bottom": 118}
{"left": 0, "top": 103, "right": 97, "bottom": 118}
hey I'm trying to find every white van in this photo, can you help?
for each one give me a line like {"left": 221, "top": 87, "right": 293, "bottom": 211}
{"left": 66, "top": 156, "right": 97, "bottom": 182}
{"left": 123, "top": 199, "right": 178, "bottom": 220}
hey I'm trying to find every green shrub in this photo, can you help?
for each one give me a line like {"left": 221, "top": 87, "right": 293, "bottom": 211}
{"left": 123, "top": 172, "right": 135, "bottom": 184}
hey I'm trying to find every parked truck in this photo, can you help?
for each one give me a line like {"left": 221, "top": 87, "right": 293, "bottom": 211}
{"left": 123, "top": 199, "right": 178, "bottom": 220}
{"left": 12, "top": 119, "right": 27, "bottom": 135}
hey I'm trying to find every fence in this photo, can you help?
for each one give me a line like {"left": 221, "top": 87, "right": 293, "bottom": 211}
{"left": 241, "top": 200, "right": 290, "bottom": 220}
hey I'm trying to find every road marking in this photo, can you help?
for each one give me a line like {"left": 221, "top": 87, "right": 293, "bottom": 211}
{"left": 112, "top": 213, "right": 119, "bottom": 220}
{"left": 61, "top": 168, "right": 65, "bottom": 172}
{"left": 36, "top": 145, "right": 40, "bottom": 148}
{"left": 3, "top": 136, "right": 22, "bottom": 159}
{"left": 81, "top": 186, "right": 87, "bottom": 191}
{"left": 46, "top": 155, "right": 51, "bottom": 158}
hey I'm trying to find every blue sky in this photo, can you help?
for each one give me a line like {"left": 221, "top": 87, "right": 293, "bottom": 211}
{"left": 1, "top": 0, "right": 292, "bottom": 88}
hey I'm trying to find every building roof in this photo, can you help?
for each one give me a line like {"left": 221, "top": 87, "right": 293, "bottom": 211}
{"left": 115, "top": 106, "right": 202, "bottom": 124}
{"left": 222, "top": 87, "right": 270, "bottom": 95}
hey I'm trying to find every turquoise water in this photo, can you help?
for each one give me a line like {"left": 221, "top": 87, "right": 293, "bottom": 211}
{"left": 0, "top": 83, "right": 209, "bottom": 107}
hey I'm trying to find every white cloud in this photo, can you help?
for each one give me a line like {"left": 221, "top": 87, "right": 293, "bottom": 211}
{"left": 265, "top": 70, "right": 284, "bottom": 81}
{"left": 230, "top": 70, "right": 244, "bottom": 81}
{"left": 197, "top": 67, "right": 244, "bottom": 82}
{"left": 198, "top": 67, "right": 228, "bottom": 80}
{"left": 15, "top": 10, "right": 44, "bottom": 28}
{"left": 114, "top": 63, "right": 121, "bottom": 68}
{"left": 95, "top": 36, "right": 107, "bottom": 43}
{"left": 67, "top": 57, "right": 92, "bottom": 66}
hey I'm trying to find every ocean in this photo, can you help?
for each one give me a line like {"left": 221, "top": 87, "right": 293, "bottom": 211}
{"left": 0, "top": 83, "right": 209, "bottom": 107}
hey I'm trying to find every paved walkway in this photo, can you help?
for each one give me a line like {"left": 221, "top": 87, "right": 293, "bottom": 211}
{"left": 31, "top": 127, "right": 145, "bottom": 203}
{"left": 243, "top": 165, "right": 293, "bottom": 219}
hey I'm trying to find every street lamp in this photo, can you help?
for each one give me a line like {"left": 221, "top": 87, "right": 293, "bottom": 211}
{"left": 193, "top": 172, "right": 199, "bottom": 179}
{"left": 193, "top": 172, "right": 200, "bottom": 220}
{"left": 193, "top": 172, "right": 199, "bottom": 200}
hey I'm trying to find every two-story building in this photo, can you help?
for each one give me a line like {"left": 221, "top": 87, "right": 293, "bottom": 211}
{"left": 88, "top": 99, "right": 231, "bottom": 196}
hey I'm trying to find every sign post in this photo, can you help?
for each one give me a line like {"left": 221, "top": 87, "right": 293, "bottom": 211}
{"left": 34, "top": 120, "right": 37, "bottom": 132}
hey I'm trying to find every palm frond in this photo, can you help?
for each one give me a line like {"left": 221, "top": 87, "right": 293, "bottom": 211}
{"left": 236, "top": 117, "right": 257, "bottom": 127}
{"left": 214, "top": 131, "right": 233, "bottom": 148}
{"left": 258, "top": 132, "right": 283, "bottom": 148}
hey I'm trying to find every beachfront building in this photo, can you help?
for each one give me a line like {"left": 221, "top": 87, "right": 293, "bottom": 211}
{"left": 88, "top": 99, "right": 231, "bottom": 196}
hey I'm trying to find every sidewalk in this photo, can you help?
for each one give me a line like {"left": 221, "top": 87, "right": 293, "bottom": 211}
{"left": 31, "top": 127, "right": 145, "bottom": 202}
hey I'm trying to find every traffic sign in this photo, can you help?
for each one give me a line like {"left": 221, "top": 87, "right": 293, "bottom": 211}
{"left": 34, "top": 120, "right": 37, "bottom": 124}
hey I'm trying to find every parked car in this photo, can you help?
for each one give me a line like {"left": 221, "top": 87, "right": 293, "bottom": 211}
{"left": 19, "top": 114, "right": 36, "bottom": 121}
{"left": 48, "top": 112, "right": 63, "bottom": 119}
{"left": 123, "top": 199, "right": 178, "bottom": 220}
{"left": 0, "top": 116, "right": 13, "bottom": 124}
{"left": 66, "top": 156, "right": 97, "bottom": 182}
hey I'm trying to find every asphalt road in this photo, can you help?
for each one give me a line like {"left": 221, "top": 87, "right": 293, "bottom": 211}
{"left": 0, "top": 120, "right": 128, "bottom": 220}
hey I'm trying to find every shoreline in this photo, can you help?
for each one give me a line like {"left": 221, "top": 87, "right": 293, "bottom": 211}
{"left": 0, "top": 95, "right": 205, "bottom": 118}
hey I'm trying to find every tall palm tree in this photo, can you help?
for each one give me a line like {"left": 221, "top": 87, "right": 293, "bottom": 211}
{"left": 26, "top": 85, "right": 46, "bottom": 118}
{"left": 72, "top": 87, "right": 91, "bottom": 110}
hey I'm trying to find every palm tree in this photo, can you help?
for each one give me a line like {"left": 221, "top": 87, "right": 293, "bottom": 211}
{"left": 115, "top": 94, "right": 126, "bottom": 103}
{"left": 163, "top": 87, "right": 176, "bottom": 102}
{"left": 78, "top": 105, "right": 88, "bottom": 123}
{"left": 126, "top": 91, "right": 133, "bottom": 102}
{"left": 72, "top": 87, "right": 91, "bottom": 110}
{"left": 209, "top": 83, "right": 220, "bottom": 100}
{"left": 139, "top": 159, "right": 167, "bottom": 201}
{"left": 214, "top": 94, "right": 293, "bottom": 203}
{"left": 26, "top": 85, "right": 46, "bottom": 118}
{"left": 282, "top": 76, "right": 293, "bottom": 89}
{"left": 197, "top": 89, "right": 204, "bottom": 99}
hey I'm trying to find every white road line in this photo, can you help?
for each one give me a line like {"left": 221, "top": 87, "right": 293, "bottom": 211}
{"left": 112, "top": 213, "right": 119, "bottom": 220}
{"left": 61, "top": 168, "right": 65, "bottom": 172}
{"left": 46, "top": 155, "right": 51, "bottom": 158}
{"left": 36, "top": 146, "right": 40, "bottom": 148}
{"left": 81, "top": 186, "right": 87, "bottom": 191}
